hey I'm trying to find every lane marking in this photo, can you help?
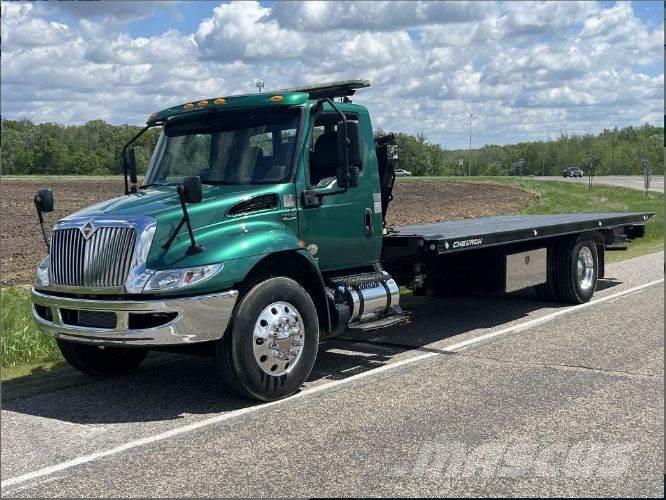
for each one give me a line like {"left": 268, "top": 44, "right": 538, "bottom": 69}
{"left": 2, "top": 278, "right": 663, "bottom": 491}
{"left": 444, "top": 278, "right": 664, "bottom": 352}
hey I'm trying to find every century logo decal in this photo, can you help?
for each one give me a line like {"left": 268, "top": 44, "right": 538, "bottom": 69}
{"left": 80, "top": 220, "right": 96, "bottom": 240}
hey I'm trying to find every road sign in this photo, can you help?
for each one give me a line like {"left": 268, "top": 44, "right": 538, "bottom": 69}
{"left": 458, "top": 159, "right": 464, "bottom": 166}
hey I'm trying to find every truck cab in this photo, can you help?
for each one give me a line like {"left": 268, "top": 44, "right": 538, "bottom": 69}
{"left": 30, "top": 80, "right": 651, "bottom": 402}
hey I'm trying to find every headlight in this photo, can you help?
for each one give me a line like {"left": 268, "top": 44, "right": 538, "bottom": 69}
{"left": 35, "top": 256, "right": 50, "bottom": 287}
{"left": 143, "top": 263, "right": 223, "bottom": 292}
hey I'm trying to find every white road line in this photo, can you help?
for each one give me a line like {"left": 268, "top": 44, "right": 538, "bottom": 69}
{"left": 444, "top": 278, "right": 664, "bottom": 352}
{"left": 2, "top": 278, "right": 663, "bottom": 491}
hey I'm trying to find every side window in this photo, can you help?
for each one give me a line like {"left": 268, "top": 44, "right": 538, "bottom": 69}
{"left": 308, "top": 113, "right": 362, "bottom": 186}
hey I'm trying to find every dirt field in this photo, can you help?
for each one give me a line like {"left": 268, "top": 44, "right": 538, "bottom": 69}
{"left": 1, "top": 177, "right": 537, "bottom": 286}
{"left": 385, "top": 180, "right": 536, "bottom": 226}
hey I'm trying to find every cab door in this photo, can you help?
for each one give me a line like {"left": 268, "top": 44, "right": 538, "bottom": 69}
{"left": 296, "top": 109, "right": 381, "bottom": 272}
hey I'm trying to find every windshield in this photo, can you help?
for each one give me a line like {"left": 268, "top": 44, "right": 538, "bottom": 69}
{"left": 143, "top": 108, "right": 300, "bottom": 186}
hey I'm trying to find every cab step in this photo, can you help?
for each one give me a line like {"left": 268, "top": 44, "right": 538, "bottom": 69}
{"left": 347, "top": 313, "right": 411, "bottom": 332}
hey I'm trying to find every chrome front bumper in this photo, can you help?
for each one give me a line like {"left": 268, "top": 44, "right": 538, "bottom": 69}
{"left": 31, "top": 288, "right": 238, "bottom": 346}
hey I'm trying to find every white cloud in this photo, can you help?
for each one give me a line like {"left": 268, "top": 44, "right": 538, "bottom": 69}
{"left": 270, "top": 1, "right": 485, "bottom": 32}
{"left": 1, "top": 0, "right": 662, "bottom": 148}
{"left": 195, "top": 1, "right": 304, "bottom": 61}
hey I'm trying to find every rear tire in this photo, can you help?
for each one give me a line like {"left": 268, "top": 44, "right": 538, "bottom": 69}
{"left": 216, "top": 277, "right": 319, "bottom": 401}
{"left": 535, "top": 236, "right": 598, "bottom": 304}
{"left": 57, "top": 339, "right": 147, "bottom": 376}
{"left": 552, "top": 236, "right": 598, "bottom": 303}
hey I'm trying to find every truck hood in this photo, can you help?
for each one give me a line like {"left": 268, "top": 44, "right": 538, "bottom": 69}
{"left": 62, "top": 183, "right": 294, "bottom": 244}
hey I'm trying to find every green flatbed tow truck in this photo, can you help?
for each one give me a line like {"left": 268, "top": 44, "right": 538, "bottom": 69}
{"left": 31, "top": 80, "right": 653, "bottom": 401}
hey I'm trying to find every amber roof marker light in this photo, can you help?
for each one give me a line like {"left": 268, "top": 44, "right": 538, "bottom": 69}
{"left": 214, "top": 98, "right": 226, "bottom": 105}
{"left": 270, "top": 95, "right": 284, "bottom": 102}
{"left": 198, "top": 100, "right": 209, "bottom": 107}
{"left": 183, "top": 103, "right": 194, "bottom": 109}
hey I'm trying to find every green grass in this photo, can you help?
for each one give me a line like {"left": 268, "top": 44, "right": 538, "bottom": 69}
{"left": 1, "top": 287, "right": 62, "bottom": 368}
{"left": 400, "top": 176, "right": 663, "bottom": 261}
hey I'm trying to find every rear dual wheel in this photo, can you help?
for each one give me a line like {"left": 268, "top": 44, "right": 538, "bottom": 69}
{"left": 535, "top": 235, "right": 598, "bottom": 304}
{"left": 216, "top": 277, "right": 319, "bottom": 401}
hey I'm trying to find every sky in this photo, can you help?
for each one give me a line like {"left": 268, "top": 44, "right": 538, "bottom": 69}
{"left": 1, "top": 1, "right": 663, "bottom": 148}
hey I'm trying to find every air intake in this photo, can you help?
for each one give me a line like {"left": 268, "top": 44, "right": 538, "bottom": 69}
{"left": 227, "top": 194, "right": 278, "bottom": 217}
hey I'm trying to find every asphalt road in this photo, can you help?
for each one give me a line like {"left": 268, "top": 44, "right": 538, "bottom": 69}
{"left": 2, "top": 252, "right": 663, "bottom": 497}
{"left": 533, "top": 175, "right": 664, "bottom": 193}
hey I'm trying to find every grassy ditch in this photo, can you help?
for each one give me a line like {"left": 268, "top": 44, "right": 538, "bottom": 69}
{"left": 1, "top": 286, "right": 61, "bottom": 368}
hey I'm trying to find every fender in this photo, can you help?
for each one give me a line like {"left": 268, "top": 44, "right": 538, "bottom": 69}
{"left": 237, "top": 248, "right": 332, "bottom": 335}
{"left": 147, "top": 220, "right": 302, "bottom": 270}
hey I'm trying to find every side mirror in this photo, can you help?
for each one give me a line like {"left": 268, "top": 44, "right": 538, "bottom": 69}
{"left": 336, "top": 166, "right": 350, "bottom": 189}
{"left": 335, "top": 166, "right": 359, "bottom": 189}
{"left": 337, "top": 120, "right": 361, "bottom": 168}
{"left": 34, "top": 188, "right": 54, "bottom": 250}
{"left": 128, "top": 148, "right": 138, "bottom": 186}
{"left": 178, "top": 176, "right": 202, "bottom": 204}
{"left": 34, "top": 188, "right": 54, "bottom": 213}
{"left": 348, "top": 166, "right": 359, "bottom": 188}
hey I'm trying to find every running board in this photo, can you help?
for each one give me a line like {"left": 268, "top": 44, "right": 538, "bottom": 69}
{"left": 347, "top": 313, "right": 411, "bottom": 332}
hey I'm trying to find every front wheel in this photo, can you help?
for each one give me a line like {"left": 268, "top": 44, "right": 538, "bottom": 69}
{"left": 216, "top": 277, "right": 319, "bottom": 401}
{"left": 57, "top": 339, "right": 147, "bottom": 376}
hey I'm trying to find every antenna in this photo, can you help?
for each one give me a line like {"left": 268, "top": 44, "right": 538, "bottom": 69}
{"left": 256, "top": 81, "right": 265, "bottom": 93}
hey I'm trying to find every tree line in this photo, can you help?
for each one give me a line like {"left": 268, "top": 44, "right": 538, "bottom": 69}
{"left": 381, "top": 123, "right": 664, "bottom": 176}
{"left": 1, "top": 118, "right": 663, "bottom": 177}
{"left": 1, "top": 119, "right": 160, "bottom": 176}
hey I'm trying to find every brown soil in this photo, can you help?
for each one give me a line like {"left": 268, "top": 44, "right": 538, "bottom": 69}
{"left": 1, "top": 178, "right": 537, "bottom": 286}
{"left": 385, "top": 181, "right": 538, "bottom": 227}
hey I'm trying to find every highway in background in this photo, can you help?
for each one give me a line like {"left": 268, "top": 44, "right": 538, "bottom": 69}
{"left": 533, "top": 175, "right": 664, "bottom": 193}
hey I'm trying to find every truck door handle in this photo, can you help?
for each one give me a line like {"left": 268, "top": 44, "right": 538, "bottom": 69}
{"left": 364, "top": 208, "right": 374, "bottom": 237}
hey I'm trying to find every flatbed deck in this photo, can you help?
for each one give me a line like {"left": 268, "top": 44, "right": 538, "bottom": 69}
{"left": 384, "top": 212, "right": 653, "bottom": 255}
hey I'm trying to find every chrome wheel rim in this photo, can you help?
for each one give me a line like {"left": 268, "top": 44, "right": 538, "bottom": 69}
{"left": 576, "top": 246, "right": 595, "bottom": 291}
{"left": 252, "top": 301, "right": 304, "bottom": 376}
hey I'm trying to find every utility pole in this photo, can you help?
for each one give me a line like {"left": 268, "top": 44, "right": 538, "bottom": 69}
{"left": 256, "top": 81, "right": 265, "bottom": 93}
{"left": 468, "top": 113, "right": 473, "bottom": 176}
{"left": 610, "top": 126, "right": 616, "bottom": 175}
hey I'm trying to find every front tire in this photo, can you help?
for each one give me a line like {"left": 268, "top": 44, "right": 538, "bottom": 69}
{"left": 57, "top": 339, "right": 147, "bottom": 376}
{"left": 216, "top": 277, "right": 319, "bottom": 401}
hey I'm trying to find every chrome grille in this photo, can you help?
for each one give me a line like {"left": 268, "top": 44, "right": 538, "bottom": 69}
{"left": 50, "top": 227, "right": 136, "bottom": 287}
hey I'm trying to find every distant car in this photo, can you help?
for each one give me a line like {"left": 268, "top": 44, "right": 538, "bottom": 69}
{"left": 562, "top": 167, "right": 583, "bottom": 178}
{"left": 395, "top": 168, "right": 412, "bottom": 177}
